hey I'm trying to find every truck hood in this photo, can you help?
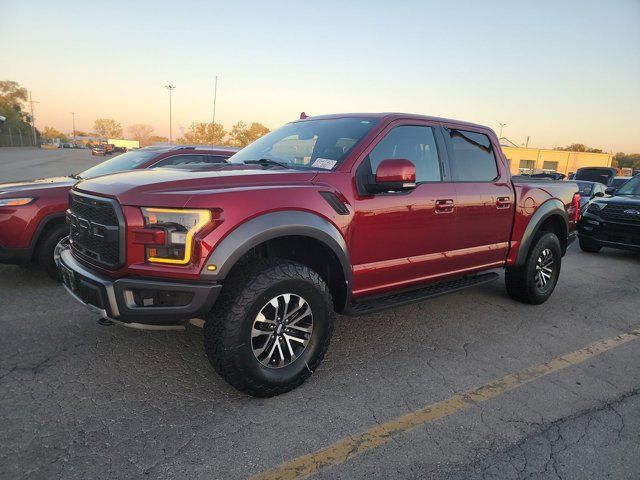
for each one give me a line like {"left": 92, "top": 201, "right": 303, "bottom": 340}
{"left": 0, "top": 176, "right": 76, "bottom": 197}
{"left": 73, "top": 166, "right": 318, "bottom": 207}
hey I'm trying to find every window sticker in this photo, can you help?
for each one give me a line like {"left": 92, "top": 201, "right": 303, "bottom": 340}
{"left": 312, "top": 158, "right": 338, "bottom": 170}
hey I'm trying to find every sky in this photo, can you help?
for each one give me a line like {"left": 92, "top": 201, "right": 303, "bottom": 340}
{"left": 1, "top": 0, "right": 639, "bottom": 152}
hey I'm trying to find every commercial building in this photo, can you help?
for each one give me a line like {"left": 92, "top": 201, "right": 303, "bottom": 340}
{"left": 501, "top": 146, "right": 613, "bottom": 177}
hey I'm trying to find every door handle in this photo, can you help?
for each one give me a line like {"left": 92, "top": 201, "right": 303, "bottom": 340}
{"left": 435, "top": 199, "right": 455, "bottom": 214}
{"left": 496, "top": 196, "right": 511, "bottom": 209}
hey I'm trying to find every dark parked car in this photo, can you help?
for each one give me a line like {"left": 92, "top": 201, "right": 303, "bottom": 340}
{"left": 91, "top": 145, "right": 106, "bottom": 156}
{"left": 531, "top": 172, "right": 566, "bottom": 181}
{"left": 0, "top": 146, "right": 239, "bottom": 279}
{"left": 608, "top": 176, "right": 632, "bottom": 191}
{"left": 575, "top": 180, "right": 607, "bottom": 211}
{"left": 579, "top": 174, "right": 640, "bottom": 253}
{"left": 574, "top": 167, "right": 618, "bottom": 186}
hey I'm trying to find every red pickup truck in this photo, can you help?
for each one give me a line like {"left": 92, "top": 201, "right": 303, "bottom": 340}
{"left": 0, "top": 145, "right": 238, "bottom": 279}
{"left": 58, "top": 113, "right": 580, "bottom": 396}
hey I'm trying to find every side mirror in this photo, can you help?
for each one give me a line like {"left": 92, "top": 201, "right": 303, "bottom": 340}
{"left": 604, "top": 187, "right": 616, "bottom": 195}
{"left": 364, "top": 159, "right": 416, "bottom": 194}
{"left": 594, "top": 191, "right": 604, "bottom": 197}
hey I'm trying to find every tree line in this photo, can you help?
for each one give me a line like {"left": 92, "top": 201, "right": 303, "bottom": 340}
{"left": 40, "top": 118, "right": 270, "bottom": 148}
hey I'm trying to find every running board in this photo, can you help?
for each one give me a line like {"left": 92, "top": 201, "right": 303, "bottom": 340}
{"left": 344, "top": 272, "right": 500, "bottom": 316}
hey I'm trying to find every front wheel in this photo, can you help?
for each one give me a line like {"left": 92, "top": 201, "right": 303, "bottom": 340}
{"left": 204, "top": 259, "right": 335, "bottom": 397}
{"left": 37, "top": 225, "right": 69, "bottom": 281}
{"left": 505, "top": 232, "right": 562, "bottom": 305}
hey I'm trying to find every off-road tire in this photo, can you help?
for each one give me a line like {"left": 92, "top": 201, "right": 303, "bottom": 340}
{"left": 579, "top": 236, "right": 602, "bottom": 253}
{"left": 204, "top": 259, "right": 335, "bottom": 397}
{"left": 505, "top": 232, "right": 562, "bottom": 305}
{"left": 37, "top": 223, "right": 69, "bottom": 281}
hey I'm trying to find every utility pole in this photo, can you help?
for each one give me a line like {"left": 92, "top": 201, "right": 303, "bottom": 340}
{"left": 165, "top": 85, "right": 176, "bottom": 144}
{"left": 71, "top": 112, "right": 77, "bottom": 143}
{"left": 28, "top": 91, "right": 40, "bottom": 146}
{"left": 498, "top": 122, "right": 507, "bottom": 139}
{"left": 211, "top": 76, "right": 218, "bottom": 148}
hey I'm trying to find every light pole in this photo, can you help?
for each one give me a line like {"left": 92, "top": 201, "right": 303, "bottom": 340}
{"left": 28, "top": 91, "right": 39, "bottom": 146}
{"left": 498, "top": 123, "right": 507, "bottom": 139}
{"left": 211, "top": 76, "right": 218, "bottom": 148}
{"left": 165, "top": 85, "right": 176, "bottom": 144}
{"left": 71, "top": 112, "right": 77, "bottom": 143}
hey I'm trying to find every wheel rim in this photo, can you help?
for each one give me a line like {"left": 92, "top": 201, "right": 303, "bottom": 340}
{"left": 534, "top": 248, "right": 554, "bottom": 291}
{"left": 251, "top": 293, "right": 313, "bottom": 368}
{"left": 53, "top": 235, "right": 69, "bottom": 267}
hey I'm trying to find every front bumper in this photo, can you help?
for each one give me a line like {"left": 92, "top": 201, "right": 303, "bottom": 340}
{"left": 579, "top": 213, "right": 640, "bottom": 252}
{"left": 58, "top": 248, "right": 222, "bottom": 324}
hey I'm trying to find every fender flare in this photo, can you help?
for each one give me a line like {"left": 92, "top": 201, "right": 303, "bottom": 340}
{"left": 514, "top": 199, "right": 568, "bottom": 266}
{"left": 28, "top": 212, "right": 67, "bottom": 257}
{"left": 200, "top": 210, "right": 351, "bottom": 292}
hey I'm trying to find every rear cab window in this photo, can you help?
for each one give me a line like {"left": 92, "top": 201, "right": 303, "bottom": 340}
{"left": 447, "top": 129, "right": 499, "bottom": 182}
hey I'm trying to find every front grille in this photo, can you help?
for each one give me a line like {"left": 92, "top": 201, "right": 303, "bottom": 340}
{"left": 68, "top": 192, "right": 123, "bottom": 268}
{"left": 600, "top": 203, "right": 640, "bottom": 223}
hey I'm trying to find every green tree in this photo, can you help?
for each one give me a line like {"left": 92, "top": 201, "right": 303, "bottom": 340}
{"left": 42, "top": 126, "right": 68, "bottom": 143}
{"left": 228, "top": 121, "right": 270, "bottom": 147}
{"left": 93, "top": 118, "right": 123, "bottom": 138}
{"left": 555, "top": 144, "right": 604, "bottom": 153}
{"left": 127, "top": 123, "right": 155, "bottom": 146}
{"left": 147, "top": 135, "right": 169, "bottom": 144}
{"left": 0, "top": 80, "right": 33, "bottom": 134}
{"left": 177, "top": 122, "right": 226, "bottom": 145}
{"left": 613, "top": 152, "right": 640, "bottom": 170}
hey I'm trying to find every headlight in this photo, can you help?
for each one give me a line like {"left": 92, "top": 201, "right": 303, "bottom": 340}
{"left": 141, "top": 207, "right": 211, "bottom": 265}
{"left": 0, "top": 197, "right": 36, "bottom": 206}
{"left": 587, "top": 202, "right": 605, "bottom": 213}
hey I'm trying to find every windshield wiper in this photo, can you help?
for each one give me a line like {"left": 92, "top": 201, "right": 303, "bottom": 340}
{"left": 69, "top": 173, "right": 82, "bottom": 180}
{"left": 243, "top": 158, "right": 291, "bottom": 169}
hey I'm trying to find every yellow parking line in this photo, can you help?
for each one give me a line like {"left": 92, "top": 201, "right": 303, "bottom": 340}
{"left": 253, "top": 329, "right": 640, "bottom": 480}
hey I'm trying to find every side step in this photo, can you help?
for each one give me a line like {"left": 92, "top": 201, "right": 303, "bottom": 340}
{"left": 344, "top": 272, "right": 500, "bottom": 316}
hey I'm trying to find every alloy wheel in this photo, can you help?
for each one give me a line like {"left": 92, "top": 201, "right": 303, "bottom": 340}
{"left": 251, "top": 293, "right": 314, "bottom": 368}
{"left": 534, "top": 248, "right": 554, "bottom": 290}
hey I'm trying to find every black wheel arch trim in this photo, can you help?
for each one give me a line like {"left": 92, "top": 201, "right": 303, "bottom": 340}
{"left": 28, "top": 212, "right": 67, "bottom": 260}
{"left": 514, "top": 199, "right": 568, "bottom": 266}
{"left": 200, "top": 211, "right": 351, "bottom": 306}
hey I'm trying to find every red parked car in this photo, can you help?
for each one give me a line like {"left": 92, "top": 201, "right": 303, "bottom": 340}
{"left": 0, "top": 145, "right": 239, "bottom": 279}
{"left": 58, "top": 113, "right": 580, "bottom": 396}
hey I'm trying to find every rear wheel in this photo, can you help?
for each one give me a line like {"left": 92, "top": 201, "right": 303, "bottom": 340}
{"left": 505, "top": 232, "right": 562, "bottom": 305}
{"left": 579, "top": 236, "right": 602, "bottom": 253}
{"left": 204, "top": 259, "right": 335, "bottom": 397}
{"left": 37, "top": 224, "right": 69, "bottom": 281}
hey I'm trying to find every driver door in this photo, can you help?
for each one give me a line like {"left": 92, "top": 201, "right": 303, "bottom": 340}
{"left": 350, "top": 122, "right": 458, "bottom": 297}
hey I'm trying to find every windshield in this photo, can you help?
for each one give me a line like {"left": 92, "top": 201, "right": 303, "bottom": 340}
{"left": 79, "top": 150, "right": 158, "bottom": 178}
{"left": 227, "top": 117, "right": 379, "bottom": 170}
{"left": 610, "top": 177, "right": 631, "bottom": 189}
{"left": 575, "top": 181, "right": 593, "bottom": 196}
{"left": 616, "top": 176, "right": 640, "bottom": 195}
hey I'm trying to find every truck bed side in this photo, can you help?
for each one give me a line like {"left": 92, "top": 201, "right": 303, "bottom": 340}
{"left": 506, "top": 180, "right": 580, "bottom": 266}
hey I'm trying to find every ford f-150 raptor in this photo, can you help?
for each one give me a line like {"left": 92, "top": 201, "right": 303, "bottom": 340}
{"left": 58, "top": 113, "right": 581, "bottom": 396}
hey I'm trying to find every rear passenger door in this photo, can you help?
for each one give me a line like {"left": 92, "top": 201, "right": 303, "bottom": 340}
{"left": 444, "top": 127, "right": 514, "bottom": 271}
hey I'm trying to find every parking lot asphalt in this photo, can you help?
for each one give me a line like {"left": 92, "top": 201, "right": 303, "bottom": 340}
{"left": 0, "top": 147, "right": 115, "bottom": 182}
{"left": 1, "top": 148, "right": 639, "bottom": 480}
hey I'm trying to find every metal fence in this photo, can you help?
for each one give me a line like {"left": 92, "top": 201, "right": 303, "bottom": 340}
{"left": 0, "top": 128, "right": 41, "bottom": 147}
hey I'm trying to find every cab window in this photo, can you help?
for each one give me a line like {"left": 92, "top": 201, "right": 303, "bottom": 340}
{"left": 368, "top": 126, "right": 441, "bottom": 182}
{"left": 448, "top": 129, "right": 498, "bottom": 182}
